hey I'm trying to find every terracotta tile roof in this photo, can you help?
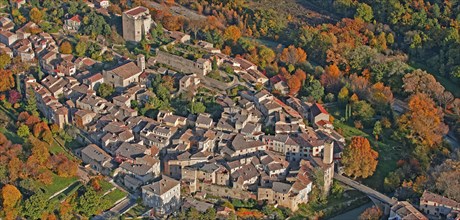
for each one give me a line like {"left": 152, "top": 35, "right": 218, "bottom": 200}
{"left": 109, "top": 62, "right": 142, "bottom": 79}
{"left": 421, "top": 191, "right": 460, "bottom": 208}
{"left": 311, "top": 103, "right": 328, "bottom": 115}
{"left": 124, "top": 6, "right": 148, "bottom": 16}
{"left": 68, "top": 15, "right": 81, "bottom": 23}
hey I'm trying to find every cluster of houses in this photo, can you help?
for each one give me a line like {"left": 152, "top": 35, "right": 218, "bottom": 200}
{"left": 389, "top": 191, "right": 460, "bottom": 220}
{"left": 5, "top": 3, "right": 459, "bottom": 219}
{"left": 16, "top": 6, "right": 344, "bottom": 216}
{"left": 6, "top": 4, "right": 342, "bottom": 217}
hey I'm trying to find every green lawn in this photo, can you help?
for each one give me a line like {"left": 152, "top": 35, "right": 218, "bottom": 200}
{"left": 50, "top": 181, "right": 83, "bottom": 202}
{"left": 100, "top": 188, "right": 128, "bottom": 211}
{"left": 99, "top": 179, "right": 114, "bottom": 195}
{"left": 37, "top": 174, "right": 79, "bottom": 198}
{"left": 49, "top": 140, "right": 66, "bottom": 155}
{"left": 0, "top": 126, "right": 24, "bottom": 144}
{"left": 103, "top": 188, "right": 127, "bottom": 203}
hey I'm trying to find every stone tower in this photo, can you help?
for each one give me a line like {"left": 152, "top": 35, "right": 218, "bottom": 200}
{"left": 323, "top": 141, "right": 334, "bottom": 165}
{"left": 122, "top": 6, "right": 151, "bottom": 42}
{"left": 137, "top": 54, "right": 145, "bottom": 71}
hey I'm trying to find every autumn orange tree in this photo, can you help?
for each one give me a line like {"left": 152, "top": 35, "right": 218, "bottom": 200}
{"left": 398, "top": 93, "right": 448, "bottom": 147}
{"left": 1, "top": 184, "right": 22, "bottom": 220}
{"left": 294, "top": 69, "right": 307, "bottom": 84}
{"left": 59, "top": 41, "right": 73, "bottom": 54}
{"left": 359, "top": 206, "right": 382, "bottom": 220}
{"left": 224, "top": 25, "right": 242, "bottom": 43}
{"left": 0, "top": 69, "right": 14, "bottom": 92}
{"left": 287, "top": 75, "right": 301, "bottom": 95}
{"left": 342, "top": 136, "right": 378, "bottom": 179}
{"left": 162, "top": 14, "right": 183, "bottom": 31}
{"left": 280, "top": 45, "right": 307, "bottom": 65}
{"left": 320, "top": 64, "right": 342, "bottom": 93}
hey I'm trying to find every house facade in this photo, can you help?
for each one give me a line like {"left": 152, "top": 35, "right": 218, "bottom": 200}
{"left": 142, "top": 175, "right": 181, "bottom": 216}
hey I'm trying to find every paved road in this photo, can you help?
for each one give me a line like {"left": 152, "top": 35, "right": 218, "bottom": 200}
{"left": 92, "top": 196, "right": 137, "bottom": 220}
{"left": 334, "top": 173, "right": 397, "bottom": 206}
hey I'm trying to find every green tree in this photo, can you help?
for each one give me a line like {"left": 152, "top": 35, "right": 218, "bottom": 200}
{"left": 352, "top": 100, "right": 375, "bottom": 122}
{"left": 29, "top": 7, "right": 43, "bottom": 23}
{"left": 325, "top": 93, "right": 335, "bottom": 103}
{"left": 211, "top": 57, "right": 218, "bottom": 71}
{"left": 187, "top": 207, "right": 201, "bottom": 219}
{"left": 0, "top": 53, "right": 11, "bottom": 69}
{"left": 189, "top": 100, "right": 206, "bottom": 114}
{"left": 355, "top": 3, "right": 373, "bottom": 22}
{"left": 97, "top": 83, "right": 114, "bottom": 98}
{"left": 331, "top": 181, "right": 344, "bottom": 198}
{"left": 77, "top": 186, "right": 108, "bottom": 216}
{"left": 204, "top": 208, "right": 217, "bottom": 220}
{"left": 17, "top": 124, "right": 30, "bottom": 138}
{"left": 75, "top": 41, "right": 88, "bottom": 57}
{"left": 383, "top": 172, "right": 401, "bottom": 192}
{"left": 386, "top": 33, "right": 395, "bottom": 45}
{"left": 303, "top": 79, "right": 324, "bottom": 101}
{"left": 373, "top": 121, "right": 382, "bottom": 141}
{"left": 81, "top": 11, "right": 111, "bottom": 37}
{"left": 338, "top": 87, "right": 349, "bottom": 105}
{"left": 155, "top": 84, "right": 170, "bottom": 102}
{"left": 25, "top": 89, "right": 39, "bottom": 116}
{"left": 22, "top": 191, "right": 47, "bottom": 219}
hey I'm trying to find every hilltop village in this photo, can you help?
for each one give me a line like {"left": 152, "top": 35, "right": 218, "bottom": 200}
{"left": 11, "top": 5, "right": 343, "bottom": 217}
{"left": 0, "top": 0, "right": 459, "bottom": 219}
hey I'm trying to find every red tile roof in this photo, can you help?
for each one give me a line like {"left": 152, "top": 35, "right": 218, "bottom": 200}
{"left": 68, "top": 15, "right": 81, "bottom": 23}
{"left": 314, "top": 103, "right": 328, "bottom": 114}
{"left": 270, "top": 74, "right": 286, "bottom": 84}
{"left": 124, "top": 6, "right": 148, "bottom": 16}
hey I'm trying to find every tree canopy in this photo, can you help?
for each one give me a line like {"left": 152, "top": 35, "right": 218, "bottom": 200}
{"left": 342, "top": 136, "right": 378, "bottom": 179}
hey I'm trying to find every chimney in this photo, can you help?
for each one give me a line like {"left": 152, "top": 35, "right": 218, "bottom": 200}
{"left": 323, "top": 141, "right": 333, "bottom": 165}
{"left": 137, "top": 54, "right": 145, "bottom": 71}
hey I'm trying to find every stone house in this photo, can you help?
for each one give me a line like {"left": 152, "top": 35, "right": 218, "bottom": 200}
{"left": 0, "top": 31, "right": 17, "bottom": 46}
{"left": 102, "top": 61, "right": 143, "bottom": 90}
{"left": 64, "top": 15, "right": 81, "bottom": 31}
{"left": 309, "top": 103, "right": 330, "bottom": 127}
{"left": 389, "top": 201, "right": 428, "bottom": 220}
{"left": 81, "top": 144, "right": 115, "bottom": 175}
{"left": 83, "top": 73, "right": 104, "bottom": 90}
{"left": 142, "top": 175, "right": 181, "bottom": 216}
{"left": 74, "top": 109, "right": 97, "bottom": 129}
{"left": 420, "top": 191, "right": 460, "bottom": 218}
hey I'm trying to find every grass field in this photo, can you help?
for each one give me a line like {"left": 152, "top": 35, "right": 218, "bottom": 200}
{"left": 36, "top": 174, "right": 79, "bottom": 198}
{"left": 99, "top": 179, "right": 114, "bottom": 194}
{"left": 103, "top": 188, "right": 127, "bottom": 203}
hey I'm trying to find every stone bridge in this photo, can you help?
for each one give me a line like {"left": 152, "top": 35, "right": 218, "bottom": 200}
{"left": 334, "top": 173, "right": 397, "bottom": 215}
